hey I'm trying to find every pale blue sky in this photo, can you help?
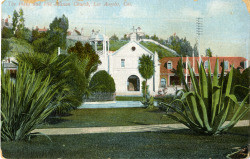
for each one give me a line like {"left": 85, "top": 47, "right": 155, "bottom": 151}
{"left": 1, "top": 0, "right": 249, "bottom": 57}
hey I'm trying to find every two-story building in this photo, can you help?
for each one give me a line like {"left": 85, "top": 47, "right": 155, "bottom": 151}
{"left": 159, "top": 56, "right": 248, "bottom": 94}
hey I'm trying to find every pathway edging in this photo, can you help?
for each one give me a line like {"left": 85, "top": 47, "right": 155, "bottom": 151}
{"left": 32, "top": 120, "right": 249, "bottom": 135}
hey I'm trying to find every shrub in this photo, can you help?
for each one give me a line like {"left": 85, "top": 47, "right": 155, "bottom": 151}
{"left": 2, "top": 26, "right": 14, "bottom": 38}
{"left": 1, "top": 64, "right": 64, "bottom": 141}
{"left": 89, "top": 70, "right": 115, "bottom": 93}
{"left": 1, "top": 39, "right": 10, "bottom": 60}
{"left": 160, "top": 59, "right": 249, "bottom": 135}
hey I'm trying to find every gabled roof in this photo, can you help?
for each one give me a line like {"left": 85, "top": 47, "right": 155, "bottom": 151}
{"left": 112, "top": 40, "right": 154, "bottom": 56}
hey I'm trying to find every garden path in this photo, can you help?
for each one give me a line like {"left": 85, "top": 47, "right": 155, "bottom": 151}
{"left": 32, "top": 120, "right": 249, "bottom": 135}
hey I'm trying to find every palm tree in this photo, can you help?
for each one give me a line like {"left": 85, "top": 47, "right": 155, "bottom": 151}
{"left": 16, "top": 52, "right": 92, "bottom": 114}
{"left": 138, "top": 54, "right": 154, "bottom": 97}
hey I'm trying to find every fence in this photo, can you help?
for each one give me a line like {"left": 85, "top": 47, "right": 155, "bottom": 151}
{"left": 83, "top": 92, "right": 116, "bottom": 102}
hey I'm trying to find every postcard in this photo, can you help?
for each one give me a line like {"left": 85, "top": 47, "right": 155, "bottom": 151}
{"left": 1, "top": 0, "right": 249, "bottom": 158}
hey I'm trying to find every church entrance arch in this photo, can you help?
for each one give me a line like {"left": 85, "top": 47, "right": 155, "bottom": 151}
{"left": 127, "top": 75, "right": 140, "bottom": 91}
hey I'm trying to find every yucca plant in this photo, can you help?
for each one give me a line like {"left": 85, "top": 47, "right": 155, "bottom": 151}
{"left": 1, "top": 64, "right": 65, "bottom": 141}
{"left": 161, "top": 59, "right": 249, "bottom": 135}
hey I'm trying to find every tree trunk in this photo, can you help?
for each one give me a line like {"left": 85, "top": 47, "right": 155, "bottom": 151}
{"left": 145, "top": 79, "right": 147, "bottom": 98}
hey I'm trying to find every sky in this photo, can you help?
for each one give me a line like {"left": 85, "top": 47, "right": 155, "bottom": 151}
{"left": 1, "top": 0, "right": 249, "bottom": 58}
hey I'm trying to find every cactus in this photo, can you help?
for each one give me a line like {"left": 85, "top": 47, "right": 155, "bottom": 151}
{"left": 160, "top": 59, "right": 249, "bottom": 135}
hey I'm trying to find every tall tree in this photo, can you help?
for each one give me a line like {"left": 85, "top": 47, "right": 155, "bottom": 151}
{"left": 48, "top": 14, "right": 69, "bottom": 50}
{"left": 206, "top": 48, "right": 213, "bottom": 57}
{"left": 18, "top": 8, "right": 24, "bottom": 30}
{"left": 12, "top": 10, "right": 19, "bottom": 34}
{"left": 138, "top": 54, "right": 154, "bottom": 97}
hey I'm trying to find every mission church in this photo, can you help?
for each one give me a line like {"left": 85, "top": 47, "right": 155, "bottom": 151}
{"left": 88, "top": 28, "right": 161, "bottom": 96}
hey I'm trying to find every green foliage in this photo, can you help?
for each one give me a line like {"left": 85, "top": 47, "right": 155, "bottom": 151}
{"left": 110, "top": 34, "right": 119, "bottom": 41}
{"left": 206, "top": 48, "right": 213, "bottom": 57}
{"left": 141, "top": 80, "right": 149, "bottom": 98}
{"left": 138, "top": 54, "right": 155, "bottom": 80}
{"left": 5, "top": 37, "right": 34, "bottom": 57}
{"left": 89, "top": 70, "right": 116, "bottom": 93}
{"left": 48, "top": 15, "right": 69, "bottom": 50}
{"left": 161, "top": 59, "right": 249, "bottom": 135}
{"left": 109, "top": 40, "right": 128, "bottom": 51}
{"left": 224, "top": 67, "right": 250, "bottom": 102}
{"left": 16, "top": 53, "right": 89, "bottom": 114}
{"left": 1, "top": 64, "right": 64, "bottom": 141}
{"left": 140, "top": 42, "right": 176, "bottom": 58}
{"left": 138, "top": 54, "right": 154, "bottom": 98}
{"left": 68, "top": 41, "right": 101, "bottom": 78}
{"left": 1, "top": 39, "right": 10, "bottom": 60}
{"left": 12, "top": 10, "right": 19, "bottom": 33}
{"left": 168, "top": 35, "right": 197, "bottom": 57}
{"left": 32, "top": 37, "right": 50, "bottom": 53}
{"left": 2, "top": 27, "right": 14, "bottom": 38}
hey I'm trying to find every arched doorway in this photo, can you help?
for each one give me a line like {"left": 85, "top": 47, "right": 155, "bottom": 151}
{"left": 127, "top": 75, "right": 140, "bottom": 91}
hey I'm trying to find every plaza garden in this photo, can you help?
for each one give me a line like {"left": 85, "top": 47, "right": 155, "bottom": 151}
{"left": 1, "top": 10, "right": 250, "bottom": 159}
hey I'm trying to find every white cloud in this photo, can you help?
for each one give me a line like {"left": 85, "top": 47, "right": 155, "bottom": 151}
{"left": 14, "top": 5, "right": 57, "bottom": 28}
{"left": 207, "top": 0, "right": 234, "bottom": 16}
{"left": 117, "top": 5, "right": 148, "bottom": 18}
{"left": 181, "top": 8, "right": 201, "bottom": 18}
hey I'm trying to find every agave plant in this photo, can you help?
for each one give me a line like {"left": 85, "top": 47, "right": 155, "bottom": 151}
{"left": 1, "top": 64, "right": 65, "bottom": 141}
{"left": 161, "top": 59, "right": 249, "bottom": 135}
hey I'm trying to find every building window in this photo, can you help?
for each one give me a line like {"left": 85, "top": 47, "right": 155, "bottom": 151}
{"left": 160, "top": 78, "right": 166, "bottom": 88}
{"left": 224, "top": 61, "right": 229, "bottom": 70}
{"left": 204, "top": 61, "right": 209, "bottom": 69}
{"left": 167, "top": 61, "right": 172, "bottom": 69}
{"left": 131, "top": 46, "right": 136, "bottom": 51}
{"left": 121, "top": 59, "right": 125, "bottom": 68}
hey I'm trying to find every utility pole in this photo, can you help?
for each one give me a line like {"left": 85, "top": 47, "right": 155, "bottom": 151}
{"left": 196, "top": 17, "right": 203, "bottom": 66}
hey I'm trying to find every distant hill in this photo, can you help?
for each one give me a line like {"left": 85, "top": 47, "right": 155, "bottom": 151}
{"left": 140, "top": 41, "right": 178, "bottom": 59}
{"left": 6, "top": 37, "right": 34, "bottom": 57}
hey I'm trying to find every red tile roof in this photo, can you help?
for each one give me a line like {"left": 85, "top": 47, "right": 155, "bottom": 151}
{"left": 160, "top": 57, "right": 247, "bottom": 75}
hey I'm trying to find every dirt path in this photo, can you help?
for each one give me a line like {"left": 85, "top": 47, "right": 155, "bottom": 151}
{"left": 32, "top": 120, "right": 249, "bottom": 135}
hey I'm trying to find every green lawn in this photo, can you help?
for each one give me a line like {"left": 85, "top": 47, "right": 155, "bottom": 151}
{"left": 40, "top": 108, "right": 178, "bottom": 128}
{"left": 40, "top": 107, "right": 249, "bottom": 129}
{"left": 2, "top": 127, "right": 248, "bottom": 158}
{"left": 109, "top": 40, "right": 128, "bottom": 51}
{"left": 140, "top": 41, "right": 177, "bottom": 59}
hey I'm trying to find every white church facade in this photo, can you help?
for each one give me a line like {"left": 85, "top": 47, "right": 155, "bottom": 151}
{"left": 89, "top": 31, "right": 160, "bottom": 96}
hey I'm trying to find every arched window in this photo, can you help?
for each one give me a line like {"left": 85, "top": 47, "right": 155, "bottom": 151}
{"left": 204, "top": 61, "right": 209, "bottom": 69}
{"left": 160, "top": 78, "right": 166, "bottom": 88}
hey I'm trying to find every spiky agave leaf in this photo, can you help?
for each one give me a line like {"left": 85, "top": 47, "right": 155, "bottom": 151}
{"left": 164, "top": 59, "right": 249, "bottom": 135}
{"left": 1, "top": 63, "right": 64, "bottom": 141}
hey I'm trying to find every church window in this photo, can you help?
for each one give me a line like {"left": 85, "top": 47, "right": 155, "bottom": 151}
{"left": 131, "top": 46, "right": 136, "bottom": 51}
{"left": 121, "top": 59, "right": 125, "bottom": 68}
